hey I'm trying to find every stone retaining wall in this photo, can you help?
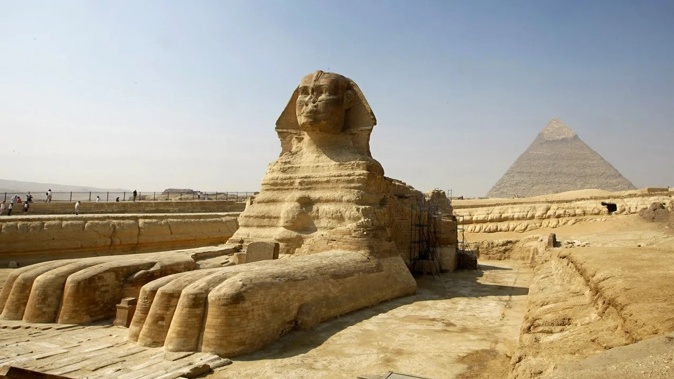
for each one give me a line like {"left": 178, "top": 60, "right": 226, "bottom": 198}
{"left": 0, "top": 213, "right": 240, "bottom": 265}
{"left": 4, "top": 200, "right": 245, "bottom": 216}
{"left": 454, "top": 190, "right": 672, "bottom": 233}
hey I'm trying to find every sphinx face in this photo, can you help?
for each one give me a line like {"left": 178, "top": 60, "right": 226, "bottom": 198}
{"left": 296, "top": 72, "right": 348, "bottom": 134}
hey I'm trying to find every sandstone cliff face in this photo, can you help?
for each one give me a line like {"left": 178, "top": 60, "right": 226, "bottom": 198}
{"left": 487, "top": 118, "right": 636, "bottom": 198}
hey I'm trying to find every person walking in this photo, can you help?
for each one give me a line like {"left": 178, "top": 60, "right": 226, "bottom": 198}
{"left": 46, "top": 189, "right": 52, "bottom": 203}
{"left": 96, "top": 195, "right": 100, "bottom": 202}
{"left": 23, "top": 202, "right": 29, "bottom": 213}
{"left": 133, "top": 190, "right": 137, "bottom": 202}
{"left": 74, "top": 201, "right": 80, "bottom": 215}
{"left": 26, "top": 192, "right": 33, "bottom": 203}
{"left": 0, "top": 200, "right": 5, "bottom": 215}
{"left": 7, "top": 202, "right": 13, "bottom": 216}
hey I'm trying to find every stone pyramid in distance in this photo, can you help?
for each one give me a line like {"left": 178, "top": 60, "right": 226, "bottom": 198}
{"left": 487, "top": 117, "right": 636, "bottom": 198}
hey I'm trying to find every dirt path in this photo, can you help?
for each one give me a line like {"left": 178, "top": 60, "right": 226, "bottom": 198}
{"left": 208, "top": 260, "right": 532, "bottom": 379}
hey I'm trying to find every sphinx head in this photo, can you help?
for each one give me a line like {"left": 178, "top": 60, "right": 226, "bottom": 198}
{"left": 295, "top": 71, "right": 355, "bottom": 134}
{"left": 276, "top": 71, "right": 377, "bottom": 156}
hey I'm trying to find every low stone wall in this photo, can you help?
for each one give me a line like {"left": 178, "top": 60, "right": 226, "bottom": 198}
{"left": 454, "top": 189, "right": 672, "bottom": 233}
{"left": 4, "top": 200, "right": 245, "bottom": 216}
{"left": 0, "top": 213, "right": 240, "bottom": 265}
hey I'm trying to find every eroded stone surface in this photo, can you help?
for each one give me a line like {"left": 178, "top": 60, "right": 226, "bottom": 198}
{"left": 0, "top": 213, "right": 240, "bottom": 265}
{"left": 128, "top": 71, "right": 454, "bottom": 357}
{"left": 454, "top": 189, "right": 672, "bottom": 233}
{"left": 0, "top": 252, "right": 197, "bottom": 324}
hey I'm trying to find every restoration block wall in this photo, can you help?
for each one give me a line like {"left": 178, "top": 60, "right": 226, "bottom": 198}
{"left": 0, "top": 213, "right": 240, "bottom": 265}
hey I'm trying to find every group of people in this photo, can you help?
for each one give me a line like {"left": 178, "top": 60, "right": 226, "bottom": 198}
{"left": 2, "top": 189, "right": 140, "bottom": 216}
{"left": 0, "top": 192, "right": 33, "bottom": 215}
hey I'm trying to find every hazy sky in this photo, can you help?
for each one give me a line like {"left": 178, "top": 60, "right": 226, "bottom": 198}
{"left": 2, "top": 0, "right": 673, "bottom": 196}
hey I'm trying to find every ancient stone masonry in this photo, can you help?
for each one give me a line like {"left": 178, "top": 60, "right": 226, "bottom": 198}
{"left": 454, "top": 189, "right": 671, "bottom": 233}
{"left": 127, "top": 71, "right": 455, "bottom": 357}
{"left": 0, "top": 213, "right": 240, "bottom": 265}
{"left": 0, "top": 252, "right": 197, "bottom": 324}
{"left": 487, "top": 118, "right": 636, "bottom": 198}
{"left": 0, "top": 71, "right": 457, "bottom": 359}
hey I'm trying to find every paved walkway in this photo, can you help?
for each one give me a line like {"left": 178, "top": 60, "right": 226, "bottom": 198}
{"left": 0, "top": 321, "right": 230, "bottom": 378}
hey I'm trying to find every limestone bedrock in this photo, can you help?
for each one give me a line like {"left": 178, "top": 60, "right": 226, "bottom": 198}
{"left": 128, "top": 71, "right": 452, "bottom": 357}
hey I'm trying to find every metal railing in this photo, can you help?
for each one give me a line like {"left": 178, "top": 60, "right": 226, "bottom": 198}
{"left": 1, "top": 191, "right": 256, "bottom": 203}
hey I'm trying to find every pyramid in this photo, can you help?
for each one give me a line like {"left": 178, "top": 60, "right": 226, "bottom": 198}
{"left": 487, "top": 118, "right": 636, "bottom": 198}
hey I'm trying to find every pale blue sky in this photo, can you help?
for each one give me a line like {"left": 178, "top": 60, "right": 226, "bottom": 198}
{"left": 1, "top": 0, "right": 673, "bottom": 196}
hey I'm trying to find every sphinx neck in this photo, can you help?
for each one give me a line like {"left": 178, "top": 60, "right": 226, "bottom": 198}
{"left": 300, "top": 131, "right": 354, "bottom": 154}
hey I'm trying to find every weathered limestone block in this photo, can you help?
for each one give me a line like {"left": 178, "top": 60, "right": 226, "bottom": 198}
{"left": 113, "top": 297, "right": 137, "bottom": 327}
{"left": 455, "top": 193, "right": 672, "bottom": 233}
{"left": 437, "top": 246, "right": 457, "bottom": 272}
{"left": 0, "top": 252, "right": 197, "bottom": 324}
{"left": 232, "top": 252, "right": 247, "bottom": 264}
{"left": 0, "top": 214, "right": 239, "bottom": 265}
{"left": 245, "top": 241, "right": 279, "bottom": 262}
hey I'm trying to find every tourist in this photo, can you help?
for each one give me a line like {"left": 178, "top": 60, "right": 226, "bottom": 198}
{"left": 115, "top": 196, "right": 120, "bottom": 202}
{"left": 26, "top": 192, "right": 33, "bottom": 203}
{"left": 133, "top": 190, "right": 137, "bottom": 202}
{"left": 96, "top": 195, "right": 100, "bottom": 202}
{"left": 75, "top": 201, "right": 80, "bottom": 215}
{"left": 23, "top": 202, "right": 29, "bottom": 213}
{"left": 7, "top": 202, "right": 13, "bottom": 216}
{"left": 0, "top": 200, "right": 5, "bottom": 215}
{"left": 46, "top": 189, "right": 52, "bottom": 203}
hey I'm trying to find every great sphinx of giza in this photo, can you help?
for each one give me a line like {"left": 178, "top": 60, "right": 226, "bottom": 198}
{"left": 126, "top": 71, "right": 435, "bottom": 356}
{"left": 0, "top": 71, "right": 455, "bottom": 357}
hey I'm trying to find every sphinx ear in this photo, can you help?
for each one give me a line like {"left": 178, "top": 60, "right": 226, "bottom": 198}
{"left": 343, "top": 89, "right": 355, "bottom": 109}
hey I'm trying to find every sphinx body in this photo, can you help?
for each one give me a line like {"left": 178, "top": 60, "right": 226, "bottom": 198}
{"left": 127, "top": 71, "right": 421, "bottom": 356}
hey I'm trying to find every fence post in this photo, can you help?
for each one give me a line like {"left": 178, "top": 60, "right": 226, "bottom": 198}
{"left": 107, "top": 192, "right": 109, "bottom": 202}
{"left": 69, "top": 192, "right": 72, "bottom": 202}
{"left": 88, "top": 192, "right": 92, "bottom": 202}
{"left": 123, "top": 192, "right": 126, "bottom": 201}
{"left": 153, "top": 192, "right": 156, "bottom": 201}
